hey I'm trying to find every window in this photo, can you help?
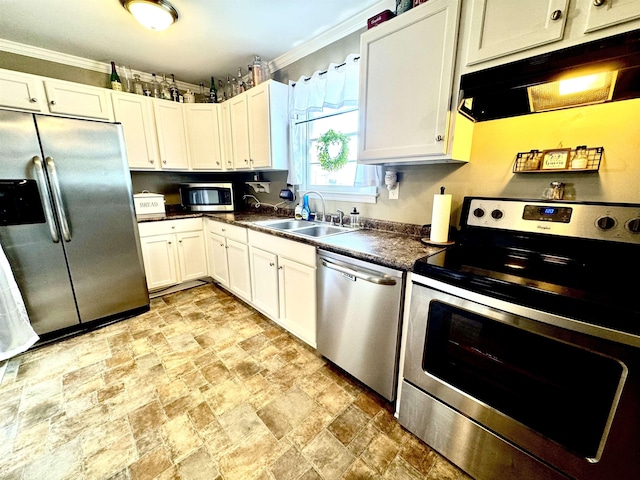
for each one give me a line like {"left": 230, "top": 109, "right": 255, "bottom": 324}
{"left": 297, "top": 106, "right": 378, "bottom": 202}
{"left": 288, "top": 53, "right": 380, "bottom": 202}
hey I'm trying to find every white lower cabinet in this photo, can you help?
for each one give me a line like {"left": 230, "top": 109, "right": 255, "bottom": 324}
{"left": 248, "top": 230, "right": 317, "bottom": 347}
{"left": 249, "top": 247, "right": 281, "bottom": 319}
{"left": 138, "top": 218, "right": 207, "bottom": 291}
{"left": 139, "top": 233, "right": 179, "bottom": 290}
{"left": 206, "top": 219, "right": 252, "bottom": 302}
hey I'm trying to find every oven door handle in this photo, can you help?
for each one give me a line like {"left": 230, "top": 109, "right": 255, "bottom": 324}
{"left": 320, "top": 257, "right": 397, "bottom": 285}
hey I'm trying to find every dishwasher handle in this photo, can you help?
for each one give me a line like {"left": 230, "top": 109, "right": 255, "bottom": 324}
{"left": 319, "top": 257, "right": 397, "bottom": 286}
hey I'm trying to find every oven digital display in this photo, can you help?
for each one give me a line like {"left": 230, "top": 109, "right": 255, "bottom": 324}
{"left": 523, "top": 205, "right": 572, "bottom": 223}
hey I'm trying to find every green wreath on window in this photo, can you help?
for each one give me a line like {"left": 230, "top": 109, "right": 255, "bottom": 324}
{"left": 316, "top": 129, "right": 349, "bottom": 172}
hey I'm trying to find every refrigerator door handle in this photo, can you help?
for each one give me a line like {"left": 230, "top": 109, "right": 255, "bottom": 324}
{"left": 44, "top": 156, "right": 71, "bottom": 242}
{"left": 32, "top": 156, "right": 60, "bottom": 243}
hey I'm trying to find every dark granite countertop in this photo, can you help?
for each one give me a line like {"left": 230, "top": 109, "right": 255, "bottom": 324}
{"left": 137, "top": 210, "right": 445, "bottom": 271}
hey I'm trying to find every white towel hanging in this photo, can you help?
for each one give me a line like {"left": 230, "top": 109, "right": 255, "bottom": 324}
{"left": 0, "top": 242, "right": 39, "bottom": 361}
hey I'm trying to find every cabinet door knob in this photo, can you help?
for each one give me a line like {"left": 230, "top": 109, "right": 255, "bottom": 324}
{"left": 179, "top": 239, "right": 182, "bottom": 243}
{"left": 219, "top": 243, "right": 224, "bottom": 247}
{"left": 550, "top": 9, "right": 562, "bottom": 20}
{"left": 593, "top": 0, "right": 606, "bottom": 6}
{"left": 269, "top": 262, "right": 275, "bottom": 267}
{"left": 50, "top": 100, "right": 56, "bottom": 105}
{"left": 278, "top": 266, "right": 283, "bottom": 270}
{"left": 162, "top": 160, "right": 167, "bottom": 164}
{"left": 436, "top": 135, "right": 444, "bottom": 142}
{"left": 30, "top": 97, "right": 38, "bottom": 103}
{"left": 168, "top": 241, "right": 172, "bottom": 245}
{"left": 149, "top": 159, "right": 155, "bottom": 164}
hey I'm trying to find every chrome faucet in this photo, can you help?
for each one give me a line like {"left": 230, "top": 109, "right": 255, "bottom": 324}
{"left": 335, "top": 208, "right": 345, "bottom": 226}
{"left": 304, "top": 190, "right": 326, "bottom": 222}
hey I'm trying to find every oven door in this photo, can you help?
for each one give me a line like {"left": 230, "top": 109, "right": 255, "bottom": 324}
{"left": 400, "top": 274, "right": 640, "bottom": 480}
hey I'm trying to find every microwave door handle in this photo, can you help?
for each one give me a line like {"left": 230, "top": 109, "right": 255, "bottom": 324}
{"left": 44, "top": 157, "right": 71, "bottom": 242}
{"left": 32, "top": 156, "right": 60, "bottom": 243}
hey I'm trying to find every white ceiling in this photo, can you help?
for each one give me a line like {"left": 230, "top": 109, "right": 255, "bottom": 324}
{"left": 0, "top": 0, "right": 394, "bottom": 86}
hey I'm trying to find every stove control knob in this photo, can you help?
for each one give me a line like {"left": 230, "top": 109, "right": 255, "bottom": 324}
{"left": 473, "top": 208, "right": 485, "bottom": 218}
{"left": 626, "top": 218, "right": 640, "bottom": 234}
{"left": 491, "top": 209, "right": 504, "bottom": 220}
{"left": 596, "top": 216, "right": 616, "bottom": 230}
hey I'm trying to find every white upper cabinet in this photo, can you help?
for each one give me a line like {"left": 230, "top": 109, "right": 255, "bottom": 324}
{"left": 246, "top": 81, "right": 288, "bottom": 169}
{"left": 219, "top": 101, "right": 235, "bottom": 170}
{"left": 465, "top": 0, "right": 570, "bottom": 66}
{"left": 152, "top": 99, "right": 190, "bottom": 170}
{"left": 228, "top": 80, "right": 289, "bottom": 170}
{"left": 230, "top": 93, "right": 251, "bottom": 169}
{"left": 462, "top": 0, "right": 640, "bottom": 72}
{"left": 0, "top": 69, "right": 47, "bottom": 112}
{"left": 184, "top": 103, "right": 223, "bottom": 170}
{"left": 0, "top": 69, "right": 113, "bottom": 120}
{"left": 584, "top": 0, "right": 640, "bottom": 33}
{"left": 358, "top": 0, "right": 462, "bottom": 164}
{"left": 111, "top": 92, "right": 159, "bottom": 170}
{"left": 43, "top": 78, "right": 114, "bottom": 120}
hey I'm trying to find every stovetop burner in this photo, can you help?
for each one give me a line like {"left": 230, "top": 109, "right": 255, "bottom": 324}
{"left": 414, "top": 197, "right": 640, "bottom": 337}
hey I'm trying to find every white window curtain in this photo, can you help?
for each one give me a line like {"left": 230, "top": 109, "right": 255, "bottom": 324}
{"left": 287, "top": 53, "right": 382, "bottom": 187}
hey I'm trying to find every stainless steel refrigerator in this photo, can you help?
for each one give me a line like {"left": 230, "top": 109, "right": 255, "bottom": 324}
{"left": 0, "top": 109, "right": 149, "bottom": 338}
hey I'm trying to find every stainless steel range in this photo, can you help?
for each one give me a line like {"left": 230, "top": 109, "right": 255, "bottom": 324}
{"left": 399, "top": 197, "right": 640, "bottom": 480}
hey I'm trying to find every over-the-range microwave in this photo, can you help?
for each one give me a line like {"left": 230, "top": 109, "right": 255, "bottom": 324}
{"left": 179, "top": 183, "right": 235, "bottom": 212}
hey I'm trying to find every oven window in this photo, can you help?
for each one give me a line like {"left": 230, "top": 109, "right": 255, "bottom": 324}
{"left": 423, "top": 301, "right": 625, "bottom": 459}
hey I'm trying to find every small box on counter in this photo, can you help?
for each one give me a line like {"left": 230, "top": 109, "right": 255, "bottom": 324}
{"left": 133, "top": 192, "right": 166, "bottom": 217}
{"left": 367, "top": 10, "right": 395, "bottom": 29}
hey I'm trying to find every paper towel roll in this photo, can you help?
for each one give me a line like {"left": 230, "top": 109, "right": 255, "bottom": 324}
{"left": 430, "top": 193, "right": 452, "bottom": 243}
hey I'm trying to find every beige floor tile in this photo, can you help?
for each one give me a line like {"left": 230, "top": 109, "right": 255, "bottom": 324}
{"left": 302, "top": 430, "right": 355, "bottom": 480}
{"left": 160, "top": 413, "right": 203, "bottom": 462}
{"left": 177, "top": 446, "right": 221, "bottom": 480}
{"left": 0, "top": 283, "right": 469, "bottom": 480}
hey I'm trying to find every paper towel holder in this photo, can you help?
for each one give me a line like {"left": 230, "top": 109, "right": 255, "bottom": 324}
{"left": 421, "top": 186, "right": 456, "bottom": 246}
{"left": 420, "top": 228, "right": 458, "bottom": 247}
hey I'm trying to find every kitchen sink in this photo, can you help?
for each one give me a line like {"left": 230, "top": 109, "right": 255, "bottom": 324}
{"left": 256, "top": 219, "right": 316, "bottom": 230}
{"left": 254, "top": 219, "right": 354, "bottom": 238}
{"left": 291, "top": 225, "right": 352, "bottom": 237}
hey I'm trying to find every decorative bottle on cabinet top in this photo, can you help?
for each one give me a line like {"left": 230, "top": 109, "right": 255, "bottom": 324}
{"left": 110, "top": 62, "right": 122, "bottom": 91}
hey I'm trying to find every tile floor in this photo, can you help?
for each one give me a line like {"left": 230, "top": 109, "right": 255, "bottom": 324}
{"left": 0, "top": 284, "right": 471, "bottom": 480}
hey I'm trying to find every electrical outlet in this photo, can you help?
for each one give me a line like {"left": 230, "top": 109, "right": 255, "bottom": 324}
{"left": 389, "top": 184, "right": 399, "bottom": 200}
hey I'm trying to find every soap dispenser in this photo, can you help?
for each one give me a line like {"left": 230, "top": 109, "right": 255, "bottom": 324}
{"left": 301, "top": 195, "right": 311, "bottom": 221}
{"left": 350, "top": 207, "right": 360, "bottom": 227}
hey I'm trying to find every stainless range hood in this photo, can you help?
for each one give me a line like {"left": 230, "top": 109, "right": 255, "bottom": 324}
{"left": 458, "top": 30, "right": 640, "bottom": 122}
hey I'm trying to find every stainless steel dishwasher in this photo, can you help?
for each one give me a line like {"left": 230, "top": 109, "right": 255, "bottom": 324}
{"left": 317, "top": 249, "right": 404, "bottom": 401}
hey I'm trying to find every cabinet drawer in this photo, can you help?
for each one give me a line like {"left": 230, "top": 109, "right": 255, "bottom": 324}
{"left": 248, "top": 230, "right": 316, "bottom": 267}
{"left": 138, "top": 217, "right": 203, "bottom": 237}
{"left": 206, "top": 219, "right": 248, "bottom": 243}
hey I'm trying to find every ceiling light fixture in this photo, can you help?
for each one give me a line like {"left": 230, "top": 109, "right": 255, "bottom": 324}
{"left": 120, "top": 0, "right": 179, "bottom": 31}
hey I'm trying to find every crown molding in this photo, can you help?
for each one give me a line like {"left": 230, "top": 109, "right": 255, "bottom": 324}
{"left": 0, "top": 39, "right": 110, "bottom": 73}
{"left": 0, "top": 38, "right": 200, "bottom": 90}
{"left": 1, "top": 0, "right": 394, "bottom": 86}
{"left": 268, "top": 0, "right": 394, "bottom": 73}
